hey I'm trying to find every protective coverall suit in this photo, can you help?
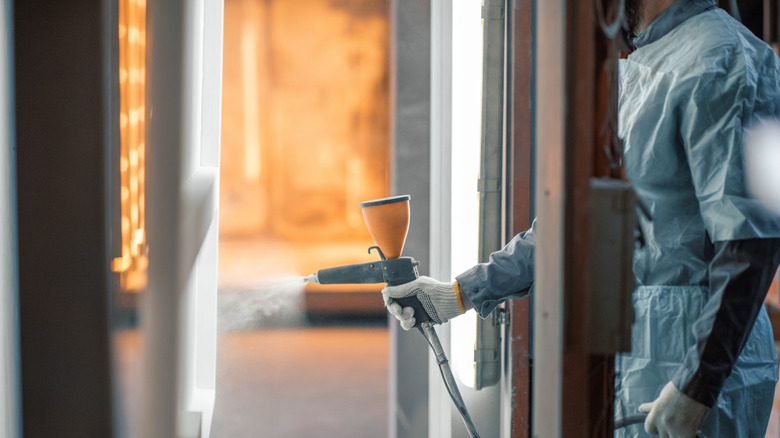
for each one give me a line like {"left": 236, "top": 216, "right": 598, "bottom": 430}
{"left": 613, "top": 2, "right": 780, "bottom": 435}
{"left": 384, "top": 1, "right": 780, "bottom": 436}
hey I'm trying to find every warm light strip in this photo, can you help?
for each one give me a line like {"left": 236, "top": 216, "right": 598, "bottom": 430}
{"left": 241, "top": 10, "right": 262, "bottom": 182}
{"left": 112, "top": 0, "right": 148, "bottom": 292}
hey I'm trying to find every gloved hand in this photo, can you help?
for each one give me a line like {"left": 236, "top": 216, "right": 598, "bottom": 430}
{"left": 382, "top": 276, "right": 468, "bottom": 330}
{"left": 638, "top": 381, "right": 710, "bottom": 438}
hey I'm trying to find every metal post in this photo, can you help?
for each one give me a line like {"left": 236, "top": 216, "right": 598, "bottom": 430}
{"left": 475, "top": 0, "right": 506, "bottom": 392}
{"left": 390, "top": 0, "right": 432, "bottom": 436}
{"left": 14, "top": 0, "right": 116, "bottom": 435}
{"left": 0, "top": 0, "right": 19, "bottom": 435}
{"left": 506, "top": 0, "right": 535, "bottom": 434}
{"left": 764, "top": 0, "right": 771, "bottom": 43}
{"left": 429, "top": 0, "right": 453, "bottom": 434}
{"left": 534, "top": 0, "right": 566, "bottom": 435}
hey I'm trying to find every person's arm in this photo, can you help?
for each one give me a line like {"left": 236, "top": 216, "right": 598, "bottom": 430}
{"left": 456, "top": 219, "right": 536, "bottom": 317}
{"left": 640, "top": 239, "right": 780, "bottom": 436}
{"left": 383, "top": 220, "right": 537, "bottom": 329}
{"left": 672, "top": 238, "right": 780, "bottom": 406}
{"left": 671, "top": 54, "right": 780, "bottom": 407}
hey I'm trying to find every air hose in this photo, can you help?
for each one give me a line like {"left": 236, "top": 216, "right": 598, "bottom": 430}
{"left": 613, "top": 413, "right": 647, "bottom": 430}
{"left": 418, "top": 323, "right": 480, "bottom": 438}
{"left": 416, "top": 328, "right": 703, "bottom": 438}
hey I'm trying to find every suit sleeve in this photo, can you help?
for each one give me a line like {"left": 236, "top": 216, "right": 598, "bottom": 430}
{"left": 673, "top": 46, "right": 780, "bottom": 406}
{"left": 455, "top": 219, "right": 536, "bottom": 318}
{"left": 672, "top": 239, "right": 780, "bottom": 407}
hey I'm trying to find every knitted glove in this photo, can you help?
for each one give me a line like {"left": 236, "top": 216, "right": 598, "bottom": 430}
{"left": 382, "top": 276, "right": 466, "bottom": 330}
{"left": 639, "top": 381, "right": 710, "bottom": 437}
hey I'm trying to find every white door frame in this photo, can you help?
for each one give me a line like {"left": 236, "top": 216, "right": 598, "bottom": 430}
{"left": 143, "top": 1, "right": 224, "bottom": 437}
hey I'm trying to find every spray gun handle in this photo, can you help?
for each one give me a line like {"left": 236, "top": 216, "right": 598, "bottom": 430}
{"left": 394, "top": 294, "right": 432, "bottom": 326}
{"left": 385, "top": 259, "right": 433, "bottom": 326}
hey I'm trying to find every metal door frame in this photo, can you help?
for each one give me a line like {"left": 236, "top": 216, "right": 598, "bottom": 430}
{"left": 0, "top": 0, "right": 19, "bottom": 435}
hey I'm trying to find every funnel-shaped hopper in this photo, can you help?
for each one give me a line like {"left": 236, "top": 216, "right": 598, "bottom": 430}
{"left": 360, "top": 195, "right": 410, "bottom": 259}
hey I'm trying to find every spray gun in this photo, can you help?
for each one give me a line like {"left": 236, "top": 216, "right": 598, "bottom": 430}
{"left": 304, "top": 195, "right": 480, "bottom": 438}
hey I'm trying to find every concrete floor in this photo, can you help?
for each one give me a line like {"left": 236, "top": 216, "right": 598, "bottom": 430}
{"left": 210, "top": 325, "right": 389, "bottom": 438}
{"left": 116, "top": 322, "right": 389, "bottom": 438}
{"left": 116, "top": 327, "right": 780, "bottom": 437}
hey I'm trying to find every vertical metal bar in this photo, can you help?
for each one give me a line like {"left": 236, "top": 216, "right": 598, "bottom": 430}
{"left": 15, "top": 0, "right": 115, "bottom": 435}
{"left": 475, "top": 0, "right": 506, "bottom": 391}
{"left": 145, "top": 0, "right": 222, "bottom": 436}
{"left": 192, "top": 1, "right": 223, "bottom": 436}
{"left": 507, "top": 0, "right": 534, "bottom": 434}
{"left": 144, "top": 0, "right": 185, "bottom": 436}
{"left": 776, "top": 0, "right": 780, "bottom": 44}
{"left": 564, "top": 0, "right": 606, "bottom": 434}
{"left": 429, "top": 0, "right": 453, "bottom": 434}
{"left": 764, "top": 0, "right": 771, "bottom": 43}
{"left": 534, "top": 0, "right": 565, "bottom": 435}
{"left": 0, "top": 0, "right": 19, "bottom": 436}
{"left": 565, "top": 1, "right": 617, "bottom": 435}
{"left": 429, "top": 0, "right": 452, "bottom": 296}
{"left": 390, "top": 0, "right": 433, "bottom": 436}
{"left": 479, "top": 0, "right": 506, "bottom": 264}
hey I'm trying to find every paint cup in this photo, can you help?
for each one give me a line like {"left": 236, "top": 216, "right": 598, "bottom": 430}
{"left": 359, "top": 195, "right": 410, "bottom": 259}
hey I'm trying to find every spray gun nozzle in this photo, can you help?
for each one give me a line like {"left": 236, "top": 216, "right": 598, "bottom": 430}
{"left": 304, "top": 274, "right": 319, "bottom": 284}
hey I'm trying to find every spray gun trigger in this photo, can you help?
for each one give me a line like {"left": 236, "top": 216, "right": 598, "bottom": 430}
{"left": 368, "top": 246, "right": 387, "bottom": 261}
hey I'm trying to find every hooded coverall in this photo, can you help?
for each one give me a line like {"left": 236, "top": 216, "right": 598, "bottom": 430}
{"left": 455, "top": 1, "right": 780, "bottom": 435}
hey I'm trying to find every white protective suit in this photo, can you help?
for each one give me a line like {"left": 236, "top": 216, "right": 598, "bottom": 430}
{"left": 615, "top": 1, "right": 780, "bottom": 436}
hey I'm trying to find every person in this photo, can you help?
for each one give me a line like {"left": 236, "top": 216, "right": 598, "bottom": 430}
{"left": 382, "top": 1, "right": 780, "bottom": 436}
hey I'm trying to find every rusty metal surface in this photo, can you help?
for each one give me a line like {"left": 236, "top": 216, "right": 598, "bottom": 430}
{"left": 562, "top": 1, "right": 617, "bottom": 436}
{"left": 508, "top": 0, "right": 534, "bottom": 435}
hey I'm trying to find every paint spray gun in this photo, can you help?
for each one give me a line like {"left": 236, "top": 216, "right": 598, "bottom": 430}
{"left": 304, "top": 195, "right": 480, "bottom": 438}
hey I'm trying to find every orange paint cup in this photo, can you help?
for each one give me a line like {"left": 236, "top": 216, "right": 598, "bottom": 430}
{"left": 360, "top": 195, "right": 410, "bottom": 260}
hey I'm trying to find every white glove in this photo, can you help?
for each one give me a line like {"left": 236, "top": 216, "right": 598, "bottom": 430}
{"left": 382, "top": 276, "right": 467, "bottom": 330}
{"left": 638, "top": 381, "right": 710, "bottom": 438}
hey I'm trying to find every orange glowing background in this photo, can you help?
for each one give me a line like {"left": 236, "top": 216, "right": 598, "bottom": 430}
{"left": 112, "top": 0, "right": 148, "bottom": 292}
{"left": 111, "top": 0, "right": 390, "bottom": 300}
{"left": 219, "top": 0, "right": 390, "bottom": 306}
{"left": 219, "top": 0, "right": 389, "bottom": 240}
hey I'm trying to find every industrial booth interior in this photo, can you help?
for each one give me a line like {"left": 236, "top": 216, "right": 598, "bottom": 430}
{"left": 3, "top": 0, "right": 780, "bottom": 438}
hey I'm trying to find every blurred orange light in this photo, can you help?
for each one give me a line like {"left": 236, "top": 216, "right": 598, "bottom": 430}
{"left": 113, "top": 0, "right": 148, "bottom": 292}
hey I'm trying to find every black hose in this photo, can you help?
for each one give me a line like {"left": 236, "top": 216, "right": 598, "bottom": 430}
{"left": 614, "top": 413, "right": 647, "bottom": 430}
{"left": 417, "top": 324, "right": 481, "bottom": 438}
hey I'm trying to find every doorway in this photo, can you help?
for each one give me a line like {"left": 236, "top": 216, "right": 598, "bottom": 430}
{"left": 212, "top": 0, "right": 392, "bottom": 436}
